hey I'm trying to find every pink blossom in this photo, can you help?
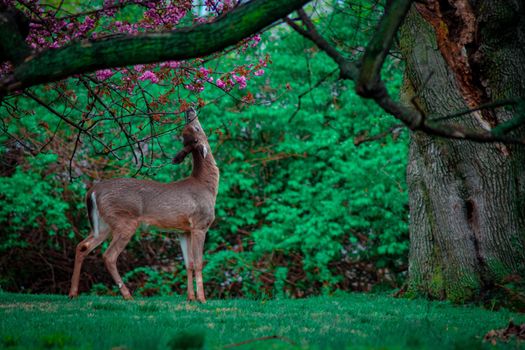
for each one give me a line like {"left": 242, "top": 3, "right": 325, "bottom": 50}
{"left": 250, "top": 34, "right": 261, "bottom": 47}
{"left": 199, "top": 67, "right": 211, "bottom": 77}
{"left": 216, "top": 79, "right": 226, "bottom": 89}
{"left": 185, "top": 82, "right": 204, "bottom": 92}
{"left": 161, "top": 61, "right": 181, "bottom": 69}
{"left": 75, "top": 16, "right": 96, "bottom": 38}
{"left": 254, "top": 69, "right": 265, "bottom": 76}
{"left": 138, "top": 70, "right": 159, "bottom": 84}
{"left": 143, "top": 2, "right": 188, "bottom": 29}
{"left": 233, "top": 74, "right": 247, "bottom": 89}
{"left": 134, "top": 65, "right": 145, "bottom": 72}
{"left": 95, "top": 69, "right": 114, "bottom": 81}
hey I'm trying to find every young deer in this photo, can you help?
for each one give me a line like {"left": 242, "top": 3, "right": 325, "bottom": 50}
{"left": 68, "top": 109, "right": 219, "bottom": 302}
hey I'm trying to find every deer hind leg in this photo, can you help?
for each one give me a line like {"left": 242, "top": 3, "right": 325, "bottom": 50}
{"left": 69, "top": 228, "right": 110, "bottom": 298}
{"left": 103, "top": 224, "right": 136, "bottom": 300}
{"left": 191, "top": 229, "right": 207, "bottom": 303}
{"left": 179, "top": 233, "right": 195, "bottom": 301}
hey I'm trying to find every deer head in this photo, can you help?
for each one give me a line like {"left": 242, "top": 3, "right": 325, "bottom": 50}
{"left": 173, "top": 108, "right": 208, "bottom": 164}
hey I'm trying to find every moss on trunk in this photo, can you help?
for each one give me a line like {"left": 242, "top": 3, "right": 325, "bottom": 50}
{"left": 400, "top": 1, "right": 525, "bottom": 304}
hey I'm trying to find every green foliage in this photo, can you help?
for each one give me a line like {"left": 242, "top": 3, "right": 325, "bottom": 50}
{"left": 0, "top": 153, "right": 78, "bottom": 252}
{"left": 123, "top": 266, "right": 182, "bottom": 297}
{"left": 1, "top": 292, "right": 524, "bottom": 349}
{"left": 178, "top": 2, "right": 409, "bottom": 296}
{"left": 0, "top": 1, "right": 408, "bottom": 297}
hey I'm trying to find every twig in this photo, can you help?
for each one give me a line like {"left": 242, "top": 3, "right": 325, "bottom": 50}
{"left": 24, "top": 90, "right": 121, "bottom": 157}
{"left": 353, "top": 124, "right": 404, "bottom": 146}
{"left": 288, "top": 68, "right": 338, "bottom": 123}
{"left": 431, "top": 98, "right": 520, "bottom": 122}
{"left": 57, "top": 0, "right": 152, "bottom": 20}
{"left": 80, "top": 78, "right": 141, "bottom": 166}
{"left": 223, "top": 335, "right": 296, "bottom": 348}
{"left": 68, "top": 120, "right": 84, "bottom": 181}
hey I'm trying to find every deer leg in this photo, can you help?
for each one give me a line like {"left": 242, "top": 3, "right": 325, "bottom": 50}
{"left": 69, "top": 229, "right": 110, "bottom": 298}
{"left": 179, "top": 233, "right": 195, "bottom": 301}
{"left": 191, "top": 229, "right": 207, "bottom": 303}
{"left": 103, "top": 229, "right": 134, "bottom": 300}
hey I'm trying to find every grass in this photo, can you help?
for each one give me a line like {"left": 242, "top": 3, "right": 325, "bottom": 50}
{"left": 0, "top": 292, "right": 523, "bottom": 349}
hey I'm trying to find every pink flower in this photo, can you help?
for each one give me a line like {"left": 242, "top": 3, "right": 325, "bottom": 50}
{"left": 254, "top": 69, "right": 265, "bottom": 76}
{"left": 138, "top": 70, "right": 159, "bottom": 84}
{"left": 161, "top": 61, "right": 181, "bottom": 69}
{"left": 198, "top": 67, "right": 211, "bottom": 78}
{"left": 95, "top": 69, "right": 114, "bottom": 81}
{"left": 250, "top": 34, "right": 261, "bottom": 47}
{"left": 134, "top": 65, "right": 145, "bottom": 72}
{"left": 216, "top": 78, "right": 226, "bottom": 89}
{"left": 185, "top": 84, "right": 204, "bottom": 92}
{"left": 233, "top": 74, "right": 247, "bottom": 89}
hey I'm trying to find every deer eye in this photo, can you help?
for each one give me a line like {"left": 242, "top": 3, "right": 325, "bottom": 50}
{"left": 194, "top": 139, "right": 198, "bottom": 143}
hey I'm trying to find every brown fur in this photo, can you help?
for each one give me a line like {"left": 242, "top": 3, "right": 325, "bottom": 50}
{"left": 69, "top": 110, "right": 219, "bottom": 302}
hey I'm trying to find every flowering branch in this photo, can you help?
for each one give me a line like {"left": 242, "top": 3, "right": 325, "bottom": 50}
{"left": 0, "top": 0, "right": 310, "bottom": 95}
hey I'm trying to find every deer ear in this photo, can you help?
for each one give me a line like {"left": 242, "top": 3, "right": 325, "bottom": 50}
{"left": 198, "top": 144, "right": 208, "bottom": 159}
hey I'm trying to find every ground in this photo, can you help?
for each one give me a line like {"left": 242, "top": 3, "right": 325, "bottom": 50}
{"left": 0, "top": 292, "right": 523, "bottom": 349}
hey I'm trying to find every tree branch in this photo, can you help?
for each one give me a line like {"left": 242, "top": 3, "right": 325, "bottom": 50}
{"left": 353, "top": 124, "right": 404, "bottom": 146}
{"left": 285, "top": 11, "right": 359, "bottom": 80}
{"left": 356, "top": 0, "right": 412, "bottom": 96}
{"left": 288, "top": 1, "right": 525, "bottom": 145}
{"left": 288, "top": 68, "right": 338, "bottom": 123}
{"left": 1, "top": 0, "right": 311, "bottom": 94}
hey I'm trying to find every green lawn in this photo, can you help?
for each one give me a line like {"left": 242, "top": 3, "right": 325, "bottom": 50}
{"left": 0, "top": 292, "right": 523, "bottom": 349}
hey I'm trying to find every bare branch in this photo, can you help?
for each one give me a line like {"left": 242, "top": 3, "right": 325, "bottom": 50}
{"left": 24, "top": 90, "right": 121, "bottom": 157}
{"left": 288, "top": 68, "right": 338, "bottom": 123}
{"left": 80, "top": 78, "right": 141, "bottom": 165}
{"left": 289, "top": 0, "right": 525, "bottom": 145}
{"left": 224, "top": 335, "right": 296, "bottom": 349}
{"left": 356, "top": 0, "right": 412, "bottom": 96}
{"left": 353, "top": 125, "right": 404, "bottom": 146}
{"left": 285, "top": 11, "right": 359, "bottom": 80}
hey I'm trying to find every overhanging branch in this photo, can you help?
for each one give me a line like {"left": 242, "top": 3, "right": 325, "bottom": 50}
{"left": 287, "top": 1, "right": 525, "bottom": 145}
{"left": 1, "top": 0, "right": 311, "bottom": 94}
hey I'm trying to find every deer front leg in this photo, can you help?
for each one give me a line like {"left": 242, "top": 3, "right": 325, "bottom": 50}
{"left": 191, "top": 229, "right": 207, "bottom": 303}
{"left": 179, "top": 233, "right": 196, "bottom": 301}
{"left": 103, "top": 229, "right": 134, "bottom": 300}
{"left": 69, "top": 229, "right": 110, "bottom": 298}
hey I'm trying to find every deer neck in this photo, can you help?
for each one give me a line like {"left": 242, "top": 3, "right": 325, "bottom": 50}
{"left": 191, "top": 146, "right": 219, "bottom": 195}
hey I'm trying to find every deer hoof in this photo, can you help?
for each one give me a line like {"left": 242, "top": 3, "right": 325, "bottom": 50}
{"left": 68, "top": 293, "right": 78, "bottom": 299}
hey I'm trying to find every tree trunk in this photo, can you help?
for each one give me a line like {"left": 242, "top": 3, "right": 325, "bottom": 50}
{"left": 399, "top": 0, "right": 525, "bottom": 302}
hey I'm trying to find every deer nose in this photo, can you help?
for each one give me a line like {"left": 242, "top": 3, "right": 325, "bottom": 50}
{"left": 183, "top": 135, "right": 196, "bottom": 146}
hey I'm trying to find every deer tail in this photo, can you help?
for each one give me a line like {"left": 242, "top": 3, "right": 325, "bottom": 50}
{"left": 87, "top": 191, "right": 101, "bottom": 238}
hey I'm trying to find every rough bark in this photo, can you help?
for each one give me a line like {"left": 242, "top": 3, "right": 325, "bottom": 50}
{"left": 400, "top": 0, "right": 525, "bottom": 301}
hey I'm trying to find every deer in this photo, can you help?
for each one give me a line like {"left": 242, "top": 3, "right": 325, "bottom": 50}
{"left": 68, "top": 108, "right": 219, "bottom": 303}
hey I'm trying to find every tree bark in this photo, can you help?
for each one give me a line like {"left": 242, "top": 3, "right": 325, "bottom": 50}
{"left": 400, "top": 0, "right": 525, "bottom": 301}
